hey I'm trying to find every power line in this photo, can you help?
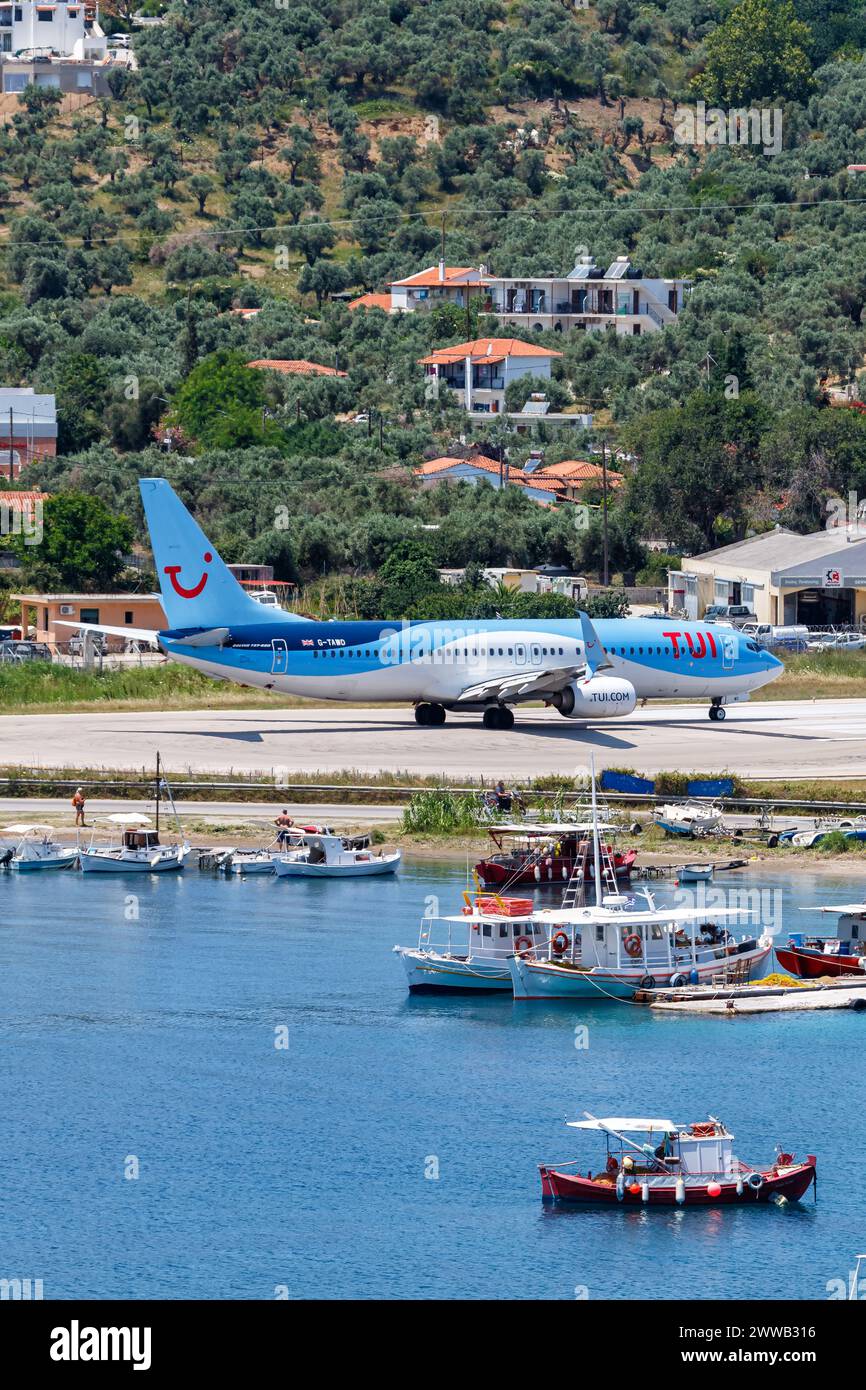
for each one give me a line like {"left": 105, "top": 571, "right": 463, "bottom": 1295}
{"left": 0, "top": 190, "right": 861, "bottom": 253}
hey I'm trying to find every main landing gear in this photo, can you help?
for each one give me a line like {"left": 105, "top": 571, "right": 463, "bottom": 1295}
{"left": 415, "top": 702, "right": 446, "bottom": 726}
{"left": 482, "top": 705, "right": 515, "bottom": 731}
{"left": 709, "top": 699, "right": 726, "bottom": 722}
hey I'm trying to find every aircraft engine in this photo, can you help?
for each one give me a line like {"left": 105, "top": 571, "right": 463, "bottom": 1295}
{"left": 551, "top": 676, "right": 636, "bottom": 720}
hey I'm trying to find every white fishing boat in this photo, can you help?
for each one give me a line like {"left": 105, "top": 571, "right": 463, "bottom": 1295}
{"left": 79, "top": 814, "right": 189, "bottom": 874}
{"left": 508, "top": 762, "right": 771, "bottom": 1000}
{"left": 2, "top": 823, "right": 78, "bottom": 872}
{"left": 272, "top": 831, "right": 401, "bottom": 878}
{"left": 394, "top": 892, "right": 545, "bottom": 993}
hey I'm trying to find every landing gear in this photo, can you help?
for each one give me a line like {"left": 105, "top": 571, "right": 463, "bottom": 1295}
{"left": 415, "top": 702, "right": 447, "bottom": 726}
{"left": 482, "top": 705, "right": 515, "bottom": 731}
{"left": 709, "top": 700, "right": 726, "bottom": 722}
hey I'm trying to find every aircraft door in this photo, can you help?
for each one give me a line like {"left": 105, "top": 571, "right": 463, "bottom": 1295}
{"left": 722, "top": 634, "right": 735, "bottom": 669}
{"left": 271, "top": 638, "right": 289, "bottom": 675}
{"left": 529, "top": 642, "right": 542, "bottom": 666}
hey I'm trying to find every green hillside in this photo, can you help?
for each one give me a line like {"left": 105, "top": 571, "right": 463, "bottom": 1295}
{"left": 3, "top": 0, "right": 866, "bottom": 605}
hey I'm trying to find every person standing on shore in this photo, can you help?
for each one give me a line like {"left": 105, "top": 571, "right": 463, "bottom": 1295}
{"left": 72, "top": 787, "right": 86, "bottom": 827}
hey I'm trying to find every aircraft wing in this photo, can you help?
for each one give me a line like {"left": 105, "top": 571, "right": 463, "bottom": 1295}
{"left": 55, "top": 620, "right": 160, "bottom": 643}
{"left": 455, "top": 665, "right": 584, "bottom": 705}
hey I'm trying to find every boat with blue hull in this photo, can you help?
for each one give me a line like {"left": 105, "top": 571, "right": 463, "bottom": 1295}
{"left": 394, "top": 893, "right": 545, "bottom": 993}
{"left": 2, "top": 824, "right": 78, "bottom": 872}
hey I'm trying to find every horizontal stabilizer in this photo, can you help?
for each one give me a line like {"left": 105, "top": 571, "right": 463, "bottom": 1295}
{"left": 55, "top": 620, "right": 159, "bottom": 643}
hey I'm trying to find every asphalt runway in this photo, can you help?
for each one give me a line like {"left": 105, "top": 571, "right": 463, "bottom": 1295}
{"left": 2, "top": 698, "right": 866, "bottom": 780}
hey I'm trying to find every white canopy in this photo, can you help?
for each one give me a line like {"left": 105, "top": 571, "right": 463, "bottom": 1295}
{"left": 811, "top": 904, "right": 866, "bottom": 915}
{"left": 1, "top": 823, "right": 54, "bottom": 834}
{"left": 492, "top": 822, "right": 619, "bottom": 836}
{"left": 104, "top": 813, "right": 152, "bottom": 826}
{"left": 568, "top": 1116, "right": 679, "bottom": 1133}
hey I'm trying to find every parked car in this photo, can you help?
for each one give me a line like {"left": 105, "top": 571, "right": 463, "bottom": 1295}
{"left": 741, "top": 622, "right": 810, "bottom": 651}
{"left": 0, "top": 640, "right": 52, "bottom": 663}
{"left": 0, "top": 625, "right": 22, "bottom": 642}
{"left": 703, "top": 604, "right": 757, "bottom": 627}
{"left": 68, "top": 632, "right": 107, "bottom": 656}
{"left": 806, "top": 631, "right": 866, "bottom": 653}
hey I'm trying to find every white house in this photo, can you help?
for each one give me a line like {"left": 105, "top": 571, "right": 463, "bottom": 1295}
{"left": 486, "top": 255, "right": 690, "bottom": 337}
{"left": 388, "top": 261, "right": 493, "bottom": 313}
{"left": 0, "top": 2, "right": 106, "bottom": 61}
{"left": 0, "top": 3, "right": 135, "bottom": 94}
{"left": 418, "top": 336, "right": 562, "bottom": 416}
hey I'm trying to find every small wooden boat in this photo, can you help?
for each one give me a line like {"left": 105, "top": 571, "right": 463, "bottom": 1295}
{"left": 79, "top": 814, "right": 189, "bottom": 874}
{"left": 475, "top": 822, "right": 636, "bottom": 888}
{"left": 539, "top": 1113, "right": 816, "bottom": 1207}
{"left": 776, "top": 901, "right": 866, "bottom": 978}
{"left": 3, "top": 823, "right": 78, "bottom": 872}
{"left": 273, "top": 831, "right": 400, "bottom": 878}
{"left": 676, "top": 863, "right": 714, "bottom": 883}
{"left": 655, "top": 801, "right": 724, "bottom": 838}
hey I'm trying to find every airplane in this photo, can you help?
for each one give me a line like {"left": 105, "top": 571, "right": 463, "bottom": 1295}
{"left": 61, "top": 478, "right": 783, "bottom": 730}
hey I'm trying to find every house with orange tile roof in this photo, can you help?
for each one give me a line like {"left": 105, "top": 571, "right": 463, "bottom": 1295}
{"left": 389, "top": 260, "right": 493, "bottom": 313}
{"left": 246, "top": 359, "right": 347, "bottom": 377}
{"left": 524, "top": 457, "right": 625, "bottom": 500}
{"left": 413, "top": 453, "right": 570, "bottom": 506}
{"left": 418, "top": 337, "right": 561, "bottom": 416}
{"left": 347, "top": 292, "right": 392, "bottom": 313}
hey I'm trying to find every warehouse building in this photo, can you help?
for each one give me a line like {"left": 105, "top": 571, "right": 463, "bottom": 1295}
{"left": 670, "top": 528, "right": 866, "bottom": 626}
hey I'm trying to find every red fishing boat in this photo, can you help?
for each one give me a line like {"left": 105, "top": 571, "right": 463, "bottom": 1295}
{"left": 475, "top": 822, "right": 636, "bottom": 888}
{"left": 775, "top": 902, "right": 866, "bottom": 979}
{"left": 539, "top": 1114, "right": 816, "bottom": 1207}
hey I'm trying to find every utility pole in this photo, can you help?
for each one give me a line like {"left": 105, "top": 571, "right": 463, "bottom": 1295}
{"left": 601, "top": 437, "right": 610, "bottom": 588}
{"left": 8, "top": 406, "right": 13, "bottom": 481}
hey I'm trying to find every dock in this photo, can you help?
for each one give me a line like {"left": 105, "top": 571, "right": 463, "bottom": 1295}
{"left": 642, "top": 975, "right": 866, "bottom": 1014}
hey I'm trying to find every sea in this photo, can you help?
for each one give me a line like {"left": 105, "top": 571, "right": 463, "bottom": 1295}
{"left": 0, "top": 859, "right": 860, "bottom": 1300}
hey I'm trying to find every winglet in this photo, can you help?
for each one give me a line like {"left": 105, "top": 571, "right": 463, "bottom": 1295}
{"left": 578, "top": 610, "right": 612, "bottom": 675}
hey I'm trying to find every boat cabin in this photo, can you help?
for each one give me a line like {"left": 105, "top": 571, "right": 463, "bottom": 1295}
{"left": 421, "top": 894, "right": 548, "bottom": 959}
{"left": 569, "top": 1116, "right": 738, "bottom": 1178}
{"left": 536, "top": 894, "right": 755, "bottom": 973}
{"left": 123, "top": 829, "right": 162, "bottom": 851}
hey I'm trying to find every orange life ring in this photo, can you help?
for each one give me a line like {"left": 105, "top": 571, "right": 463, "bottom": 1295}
{"left": 552, "top": 930, "right": 570, "bottom": 953}
{"left": 515, "top": 935, "right": 533, "bottom": 953}
{"left": 624, "top": 934, "right": 642, "bottom": 958}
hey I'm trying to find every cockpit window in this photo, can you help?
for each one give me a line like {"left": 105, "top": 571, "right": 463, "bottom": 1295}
{"left": 746, "top": 641, "right": 760, "bottom": 652}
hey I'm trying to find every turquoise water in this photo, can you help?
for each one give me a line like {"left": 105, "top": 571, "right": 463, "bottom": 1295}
{"left": 0, "top": 860, "right": 860, "bottom": 1300}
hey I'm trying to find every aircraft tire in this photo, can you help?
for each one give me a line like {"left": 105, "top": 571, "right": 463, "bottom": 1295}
{"left": 415, "top": 703, "right": 432, "bottom": 725}
{"left": 429, "top": 704, "right": 447, "bottom": 726}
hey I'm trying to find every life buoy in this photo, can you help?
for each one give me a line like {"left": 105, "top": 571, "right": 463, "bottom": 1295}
{"left": 747, "top": 1172, "right": 764, "bottom": 1191}
{"left": 552, "top": 930, "right": 570, "bottom": 953}
{"left": 624, "top": 934, "right": 642, "bottom": 958}
{"left": 670, "top": 973, "right": 688, "bottom": 988}
{"left": 514, "top": 935, "right": 533, "bottom": 953}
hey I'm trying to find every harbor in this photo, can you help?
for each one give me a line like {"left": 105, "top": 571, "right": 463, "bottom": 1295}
{"left": 0, "top": 853, "right": 862, "bottom": 1300}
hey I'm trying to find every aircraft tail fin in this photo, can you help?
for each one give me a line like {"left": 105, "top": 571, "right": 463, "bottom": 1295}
{"left": 578, "top": 610, "right": 612, "bottom": 675}
{"left": 139, "top": 478, "right": 305, "bottom": 630}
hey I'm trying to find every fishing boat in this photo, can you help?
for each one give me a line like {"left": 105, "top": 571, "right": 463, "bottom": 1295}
{"left": 538, "top": 1113, "right": 817, "bottom": 1207}
{"left": 776, "top": 902, "right": 866, "bottom": 978}
{"left": 394, "top": 892, "right": 544, "bottom": 993}
{"left": 475, "top": 822, "right": 636, "bottom": 888}
{"left": 508, "top": 770, "right": 771, "bottom": 1000}
{"left": 655, "top": 801, "right": 724, "bottom": 837}
{"left": 2, "top": 823, "right": 78, "bottom": 872}
{"left": 79, "top": 814, "right": 189, "bottom": 874}
{"left": 272, "top": 831, "right": 400, "bottom": 878}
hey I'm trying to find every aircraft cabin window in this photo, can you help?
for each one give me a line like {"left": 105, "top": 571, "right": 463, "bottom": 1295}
{"left": 638, "top": 646, "right": 643, "bottom": 654}
{"left": 508, "top": 647, "right": 513, "bottom": 656}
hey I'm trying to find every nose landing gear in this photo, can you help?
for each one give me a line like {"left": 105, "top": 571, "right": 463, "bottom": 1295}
{"left": 709, "top": 699, "right": 726, "bottom": 722}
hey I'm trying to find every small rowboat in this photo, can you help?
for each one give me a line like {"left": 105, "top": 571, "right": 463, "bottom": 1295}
{"left": 539, "top": 1113, "right": 816, "bottom": 1207}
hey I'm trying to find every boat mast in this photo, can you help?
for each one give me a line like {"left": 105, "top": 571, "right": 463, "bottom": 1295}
{"left": 155, "top": 750, "right": 160, "bottom": 835}
{"left": 590, "top": 755, "right": 602, "bottom": 902}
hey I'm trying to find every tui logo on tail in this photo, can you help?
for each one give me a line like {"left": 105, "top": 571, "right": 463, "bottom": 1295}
{"left": 164, "top": 552, "right": 213, "bottom": 600}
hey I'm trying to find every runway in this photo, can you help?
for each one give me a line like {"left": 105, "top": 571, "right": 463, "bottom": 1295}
{"left": 2, "top": 698, "right": 866, "bottom": 780}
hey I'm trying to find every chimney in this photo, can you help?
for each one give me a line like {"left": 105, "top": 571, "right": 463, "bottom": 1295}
{"left": 438, "top": 258, "right": 445, "bottom": 283}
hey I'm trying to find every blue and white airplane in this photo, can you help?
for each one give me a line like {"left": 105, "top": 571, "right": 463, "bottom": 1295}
{"left": 66, "top": 478, "right": 783, "bottom": 729}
